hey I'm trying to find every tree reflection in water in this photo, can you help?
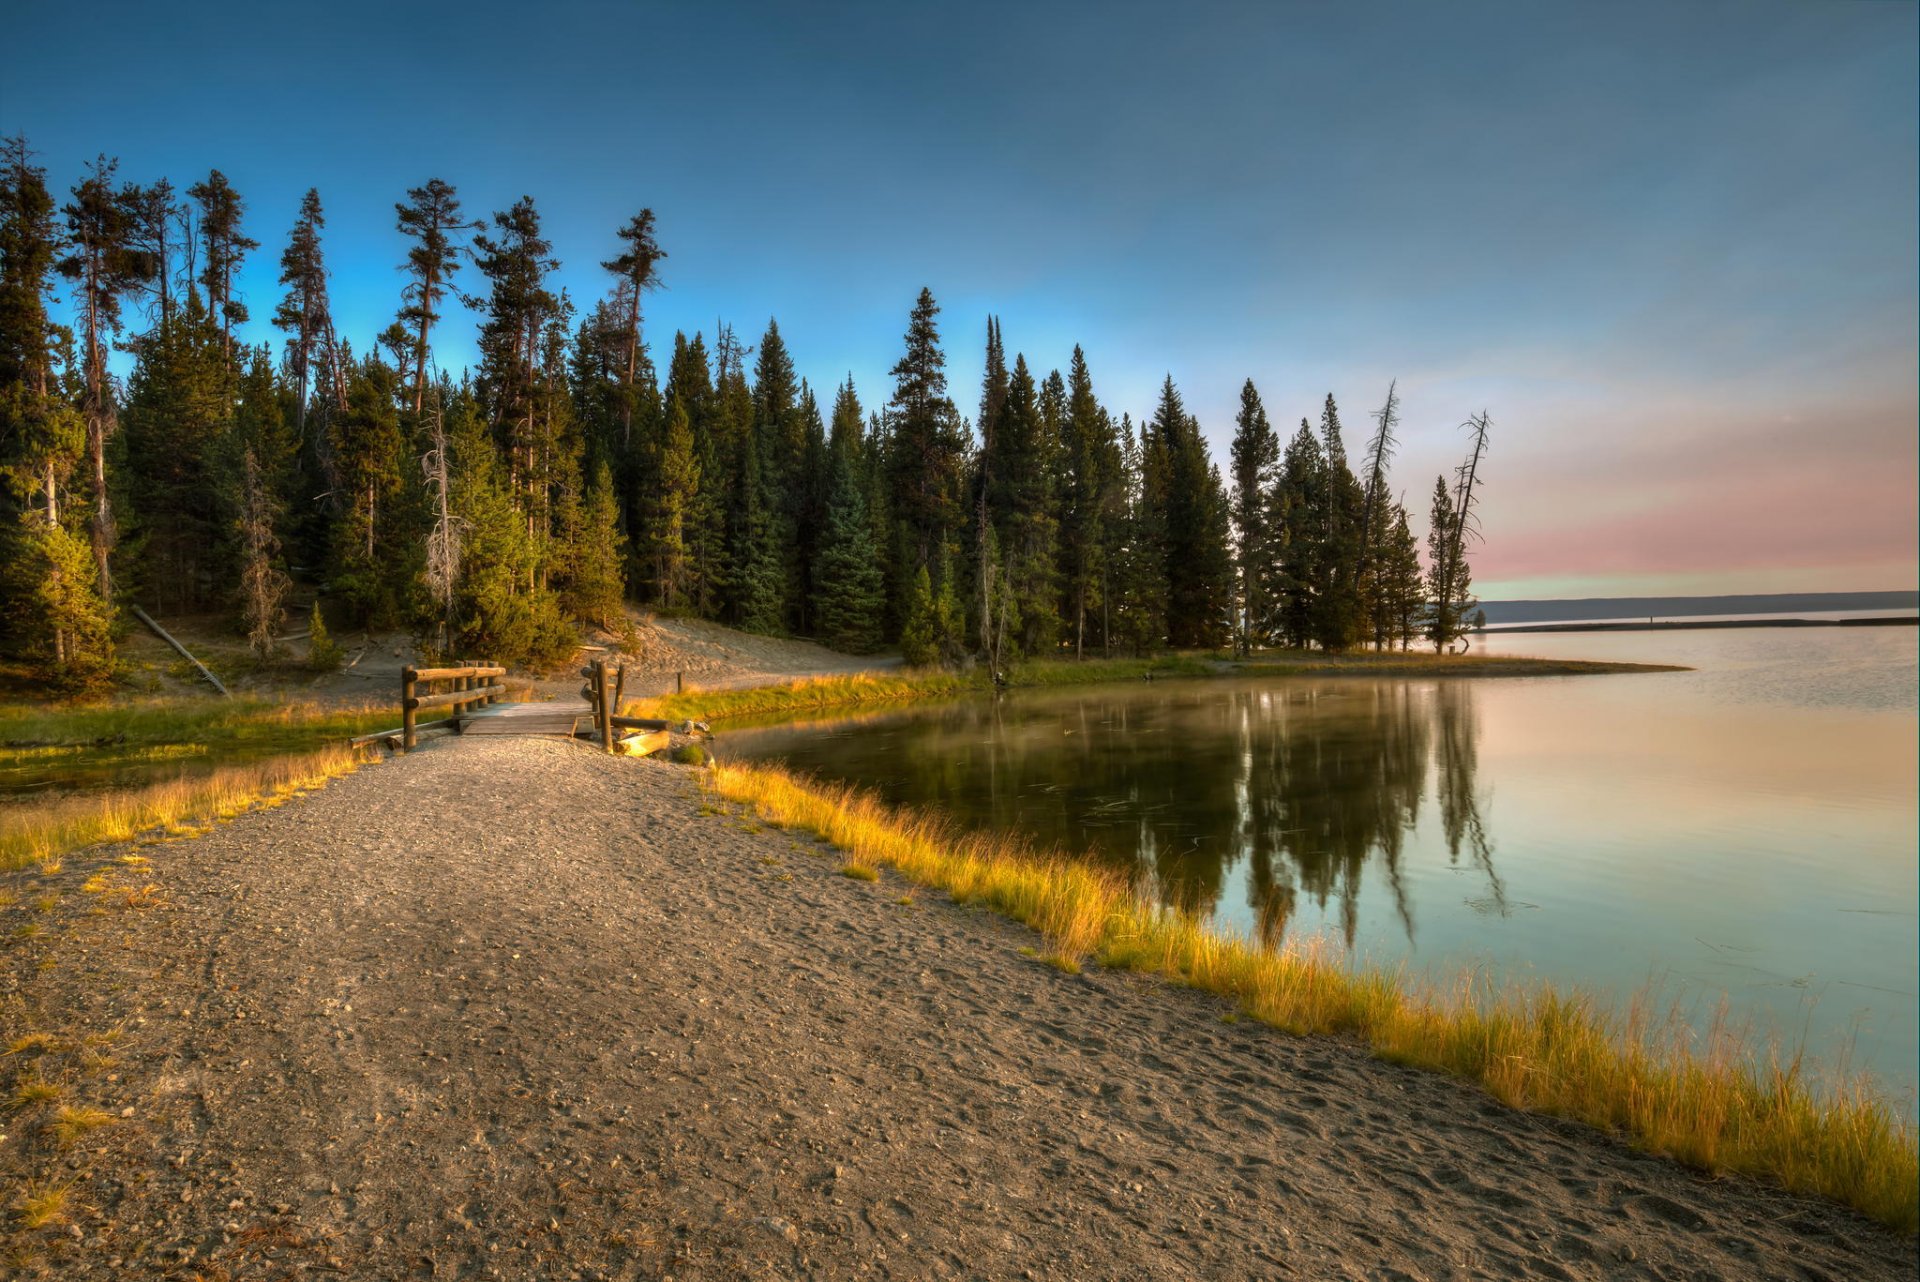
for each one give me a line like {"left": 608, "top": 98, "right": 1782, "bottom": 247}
{"left": 727, "top": 677, "right": 1502, "bottom": 951}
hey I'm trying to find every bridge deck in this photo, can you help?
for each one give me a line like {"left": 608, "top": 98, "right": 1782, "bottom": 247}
{"left": 459, "top": 701, "right": 593, "bottom": 737}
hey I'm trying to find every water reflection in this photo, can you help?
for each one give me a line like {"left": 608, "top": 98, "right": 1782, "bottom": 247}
{"left": 725, "top": 678, "right": 1505, "bottom": 947}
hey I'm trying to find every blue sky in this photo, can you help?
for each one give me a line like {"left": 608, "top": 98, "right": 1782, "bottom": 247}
{"left": 8, "top": 0, "right": 1915, "bottom": 597}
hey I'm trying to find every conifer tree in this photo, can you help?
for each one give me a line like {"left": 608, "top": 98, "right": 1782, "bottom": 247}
{"left": 121, "top": 289, "right": 230, "bottom": 613}
{"left": 395, "top": 178, "right": 474, "bottom": 415}
{"left": 898, "top": 563, "right": 938, "bottom": 665}
{"left": 328, "top": 355, "right": 409, "bottom": 622}
{"left": 563, "top": 460, "right": 627, "bottom": 627}
{"left": 1, "top": 137, "right": 113, "bottom": 684}
{"left": 272, "top": 188, "right": 338, "bottom": 437}
{"left": 992, "top": 354, "right": 1060, "bottom": 655}
{"left": 644, "top": 394, "right": 699, "bottom": 605}
{"left": 602, "top": 209, "right": 665, "bottom": 454}
{"left": 1058, "top": 346, "right": 1117, "bottom": 659}
{"left": 447, "top": 391, "right": 572, "bottom": 665}
{"left": 1228, "top": 378, "right": 1278, "bottom": 654}
{"left": 186, "top": 170, "right": 259, "bottom": 359}
{"left": 811, "top": 445, "right": 885, "bottom": 653}
{"left": 1311, "top": 393, "right": 1368, "bottom": 650}
{"left": 1384, "top": 502, "right": 1424, "bottom": 649}
{"left": 1424, "top": 475, "right": 1464, "bottom": 650}
{"left": 472, "top": 196, "right": 559, "bottom": 521}
{"left": 1273, "top": 419, "right": 1323, "bottom": 648}
{"left": 973, "top": 316, "right": 1008, "bottom": 657}
{"left": 883, "top": 288, "right": 964, "bottom": 625}
{"left": 58, "top": 155, "right": 146, "bottom": 598}
{"left": 121, "top": 178, "right": 182, "bottom": 325}
{"left": 1155, "top": 377, "right": 1231, "bottom": 648}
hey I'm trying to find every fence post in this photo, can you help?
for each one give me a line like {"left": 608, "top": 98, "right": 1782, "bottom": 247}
{"left": 612, "top": 665, "right": 626, "bottom": 719}
{"left": 454, "top": 672, "right": 470, "bottom": 732}
{"left": 595, "top": 659, "right": 614, "bottom": 754}
{"left": 676, "top": 669, "right": 684, "bottom": 694}
{"left": 486, "top": 659, "right": 498, "bottom": 706}
{"left": 401, "top": 666, "right": 418, "bottom": 753}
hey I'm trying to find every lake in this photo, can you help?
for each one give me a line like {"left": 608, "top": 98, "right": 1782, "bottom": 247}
{"left": 721, "top": 626, "right": 1919, "bottom": 1101}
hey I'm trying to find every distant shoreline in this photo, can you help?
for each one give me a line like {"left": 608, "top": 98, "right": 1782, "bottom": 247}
{"left": 1480, "top": 615, "right": 1918, "bottom": 635}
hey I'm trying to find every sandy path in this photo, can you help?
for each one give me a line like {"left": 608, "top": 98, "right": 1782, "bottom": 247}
{"left": 1, "top": 737, "right": 1908, "bottom": 1280}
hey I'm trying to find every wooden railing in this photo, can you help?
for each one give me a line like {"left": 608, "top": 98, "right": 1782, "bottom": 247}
{"left": 400, "top": 660, "right": 505, "bottom": 752}
{"left": 582, "top": 658, "right": 673, "bottom": 754}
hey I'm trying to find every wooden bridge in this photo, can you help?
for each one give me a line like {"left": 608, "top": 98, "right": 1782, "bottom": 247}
{"left": 352, "top": 659, "right": 674, "bottom": 756}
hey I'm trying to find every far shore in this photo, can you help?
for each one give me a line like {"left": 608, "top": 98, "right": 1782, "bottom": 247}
{"left": 1481, "top": 614, "right": 1918, "bottom": 635}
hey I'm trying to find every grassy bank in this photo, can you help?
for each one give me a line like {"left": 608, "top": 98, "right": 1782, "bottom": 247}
{"left": 708, "top": 761, "right": 1918, "bottom": 1235}
{"left": 629, "top": 650, "right": 1678, "bottom": 728}
{"left": 1, "top": 745, "right": 372, "bottom": 872}
{"left": 0, "top": 697, "right": 394, "bottom": 871}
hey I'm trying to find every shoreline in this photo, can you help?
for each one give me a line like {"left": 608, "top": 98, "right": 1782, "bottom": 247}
{"left": 633, "top": 652, "right": 1686, "bottom": 728}
{"left": 1480, "top": 615, "right": 1918, "bottom": 634}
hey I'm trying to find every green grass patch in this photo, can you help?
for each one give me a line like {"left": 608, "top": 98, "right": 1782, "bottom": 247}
{"left": 709, "top": 760, "right": 1916, "bottom": 1235}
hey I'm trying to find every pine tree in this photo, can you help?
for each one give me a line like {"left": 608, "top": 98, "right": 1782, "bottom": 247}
{"left": 120, "top": 289, "right": 230, "bottom": 613}
{"left": 58, "top": 155, "right": 146, "bottom": 598}
{"left": 472, "top": 196, "right": 560, "bottom": 526}
{"left": 811, "top": 446, "right": 885, "bottom": 653}
{"left": 395, "top": 178, "right": 474, "bottom": 415}
{"left": 644, "top": 394, "right": 699, "bottom": 605}
{"left": 1355, "top": 382, "right": 1401, "bottom": 647}
{"left": 1155, "top": 377, "right": 1231, "bottom": 648}
{"left": 1228, "top": 378, "right": 1278, "bottom": 654}
{"left": 991, "top": 355, "right": 1060, "bottom": 655}
{"left": 898, "top": 563, "right": 938, "bottom": 665}
{"left": 271, "top": 188, "right": 339, "bottom": 438}
{"left": 1311, "top": 393, "right": 1367, "bottom": 651}
{"left": 564, "top": 460, "right": 627, "bottom": 627}
{"left": 1384, "top": 502, "right": 1424, "bottom": 649}
{"left": 329, "top": 354, "right": 409, "bottom": 623}
{"left": 1273, "top": 419, "right": 1323, "bottom": 648}
{"left": 1056, "top": 346, "right": 1118, "bottom": 659}
{"left": 1, "top": 136, "right": 113, "bottom": 685}
{"left": 186, "top": 170, "right": 259, "bottom": 359}
{"left": 1424, "top": 474, "right": 1463, "bottom": 650}
{"left": 883, "top": 288, "right": 965, "bottom": 630}
{"left": 602, "top": 209, "right": 665, "bottom": 456}
{"left": 447, "top": 392, "right": 572, "bottom": 665}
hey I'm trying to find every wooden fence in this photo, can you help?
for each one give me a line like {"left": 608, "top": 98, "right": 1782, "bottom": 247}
{"left": 399, "top": 660, "right": 505, "bottom": 752}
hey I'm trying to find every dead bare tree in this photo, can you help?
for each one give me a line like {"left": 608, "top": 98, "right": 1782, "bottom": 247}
{"left": 238, "top": 447, "right": 291, "bottom": 659}
{"left": 421, "top": 395, "right": 465, "bottom": 655}
{"left": 1439, "top": 411, "right": 1491, "bottom": 653}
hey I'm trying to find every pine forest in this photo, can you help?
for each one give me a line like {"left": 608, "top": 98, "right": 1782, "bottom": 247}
{"left": 0, "top": 141, "right": 1491, "bottom": 689}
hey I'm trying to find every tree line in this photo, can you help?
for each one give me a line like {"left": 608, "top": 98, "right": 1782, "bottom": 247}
{"left": 0, "top": 138, "right": 1488, "bottom": 689}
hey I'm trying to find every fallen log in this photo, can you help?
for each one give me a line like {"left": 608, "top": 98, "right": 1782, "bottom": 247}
{"left": 129, "top": 606, "right": 230, "bottom": 698}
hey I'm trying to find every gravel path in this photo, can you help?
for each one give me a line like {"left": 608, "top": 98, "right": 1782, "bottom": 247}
{"left": 1, "top": 736, "right": 1909, "bottom": 1280}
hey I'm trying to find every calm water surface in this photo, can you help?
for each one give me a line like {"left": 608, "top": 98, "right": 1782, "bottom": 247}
{"left": 723, "top": 627, "right": 1919, "bottom": 1099}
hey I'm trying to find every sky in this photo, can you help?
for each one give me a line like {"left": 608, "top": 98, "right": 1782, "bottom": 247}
{"left": 7, "top": 0, "right": 1916, "bottom": 600}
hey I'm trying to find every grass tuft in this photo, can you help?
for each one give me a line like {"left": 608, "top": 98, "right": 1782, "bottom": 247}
{"left": 709, "top": 760, "right": 1919, "bottom": 1235}
{"left": 10, "top": 1079, "right": 60, "bottom": 1109}
{"left": 839, "top": 863, "right": 880, "bottom": 882}
{"left": 49, "top": 1105, "right": 115, "bottom": 1146}
{"left": 11, "top": 1180, "right": 69, "bottom": 1230}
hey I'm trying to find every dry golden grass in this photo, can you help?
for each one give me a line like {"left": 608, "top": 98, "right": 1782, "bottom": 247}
{"left": 9, "top": 1079, "right": 60, "bottom": 1109}
{"left": 0, "top": 746, "right": 369, "bottom": 871}
{"left": 10, "top": 1180, "right": 69, "bottom": 1230}
{"left": 710, "top": 761, "right": 1919, "bottom": 1235}
{"left": 48, "top": 1105, "right": 115, "bottom": 1146}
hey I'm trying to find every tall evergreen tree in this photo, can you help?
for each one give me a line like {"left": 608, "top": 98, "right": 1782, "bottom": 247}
{"left": 1311, "top": 393, "right": 1367, "bottom": 651}
{"left": 883, "top": 288, "right": 964, "bottom": 624}
{"left": 58, "top": 155, "right": 146, "bottom": 598}
{"left": 1, "top": 137, "right": 112, "bottom": 685}
{"left": 1155, "top": 377, "right": 1232, "bottom": 648}
{"left": 1273, "top": 418, "right": 1324, "bottom": 648}
{"left": 1058, "top": 346, "right": 1117, "bottom": 659}
{"left": 812, "top": 441, "right": 885, "bottom": 653}
{"left": 271, "top": 188, "right": 340, "bottom": 438}
{"left": 991, "top": 354, "right": 1060, "bottom": 655}
{"left": 1228, "top": 378, "right": 1278, "bottom": 654}
{"left": 186, "top": 170, "right": 259, "bottom": 359}
{"left": 395, "top": 178, "right": 474, "bottom": 415}
{"left": 471, "top": 195, "right": 559, "bottom": 522}
{"left": 602, "top": 209, "right": 665, "bottom": 456}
